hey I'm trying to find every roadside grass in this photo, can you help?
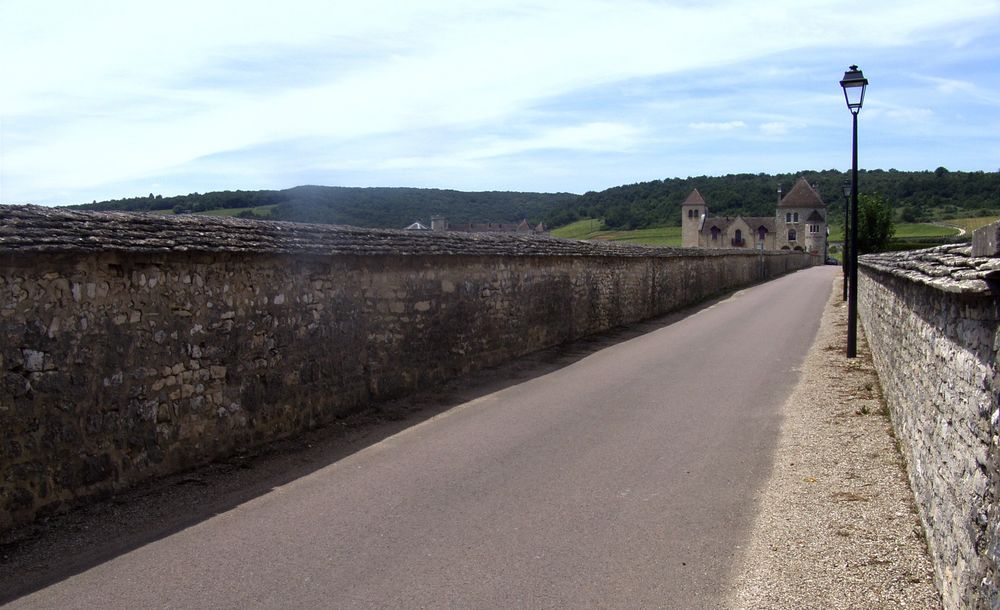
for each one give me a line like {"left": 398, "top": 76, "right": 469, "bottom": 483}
{"left": 551, "top": 219, "right": 682, "bottom": 247}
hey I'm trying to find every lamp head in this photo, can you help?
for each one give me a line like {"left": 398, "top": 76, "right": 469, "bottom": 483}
{"left": 839, "top": 65, "right": 868, "bottom": 113}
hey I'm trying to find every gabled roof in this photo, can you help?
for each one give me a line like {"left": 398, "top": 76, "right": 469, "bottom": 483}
{"left": 701, "top": 215, "right": 776, "bottom": 235}
{"left": 704, "top": 216, "right": 730, "bottom": 231}
{"left": 744, "top": 216, "right": 776, "bottom": 232}
{"left": 682, "top": 189, "right": 707, "bottom": 206}
{"left": 779, "top": 177, "right": 825, "bottom": 208}
{"left": 806, "top": 210, "right": 825, "bottom": 222}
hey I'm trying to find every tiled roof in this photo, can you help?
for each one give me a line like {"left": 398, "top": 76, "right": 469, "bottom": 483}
{"left": 778, "top": 178, "right": 825, "bottom": 208}
{"left": 702, "top": 215, "right": 775, "bottom": 234}
{"left": 744, "top": 217, "right": 776, "bottom": 232}
{"left": 704, "top": 217, "right": 730, "bottom": 231}
{"left": 682, "top": 189, "right": 707, "bottom": 206}
{"left": 806, "top": 210, "right": 825, "bottom": 222}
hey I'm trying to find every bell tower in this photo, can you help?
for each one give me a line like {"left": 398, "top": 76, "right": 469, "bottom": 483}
{"left": 681, "top": 189, "right": 708, "bottom": 247}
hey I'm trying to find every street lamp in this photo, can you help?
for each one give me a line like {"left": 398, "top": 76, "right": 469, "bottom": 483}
{"left": 840, "top": 64, "right": 868, "bottom": 359}
{"left": 841, "top": 180, "right": 851, "bottom": 302}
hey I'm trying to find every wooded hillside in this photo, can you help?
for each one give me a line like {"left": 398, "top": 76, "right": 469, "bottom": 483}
{"left": 69, "top": 185, "right": 576, "bottom": 229}
{"left": 543, "top": 168, "right": 1000, "bottom": 230}
{"left": 68, "top": 168, "right": 999, "bottom": 231}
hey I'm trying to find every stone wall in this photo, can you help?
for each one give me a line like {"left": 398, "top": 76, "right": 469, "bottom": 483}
{"left": 1, "top": 206, "right": 815, "bottom": 533}
{"left": 858, "top": 245, "right": 1000, "bottom": 609}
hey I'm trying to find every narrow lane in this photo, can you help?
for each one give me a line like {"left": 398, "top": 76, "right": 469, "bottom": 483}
{"left": 13, "top": 266, "right": 837, "bottom": 609}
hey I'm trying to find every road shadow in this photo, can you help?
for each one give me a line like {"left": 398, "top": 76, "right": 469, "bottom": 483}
{"left": 0, "top": 286, "right": 751, "bottom": 604}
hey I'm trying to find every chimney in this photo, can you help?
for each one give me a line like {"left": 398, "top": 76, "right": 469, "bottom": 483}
{"left": 431, "top": 215, "right": 447, "bottom": 231}
{"left": 777, "top": 186, "right": 783, "bottom": 206}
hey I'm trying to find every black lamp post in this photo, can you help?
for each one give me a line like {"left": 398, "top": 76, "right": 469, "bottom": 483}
{"left": 840, "top": 64, "right": 868, "bottom": 358}
{"left": 841, "top": 180, "right": 851, "bottom": 301}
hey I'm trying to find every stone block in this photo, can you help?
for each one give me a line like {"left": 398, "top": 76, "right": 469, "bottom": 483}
{"left": 972, "top": 220, "right": 1000, "bottom": 258}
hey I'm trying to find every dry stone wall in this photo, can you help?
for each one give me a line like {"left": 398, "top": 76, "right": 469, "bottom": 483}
{"left": 858, "top": 245, "right": 1000, "bottom": 609}
{"left": 1, "top": 206, "right": 814, "bottom": 533}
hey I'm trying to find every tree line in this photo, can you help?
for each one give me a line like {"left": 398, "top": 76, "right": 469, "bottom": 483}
{"left": 68, "top": 185, "right": 576, "bottom": 229}
{"left": 543, "top": 168, "right": 1000, "bottom": 230}
{"left": 68, "top": 168, "right": 998, "bottom": 231}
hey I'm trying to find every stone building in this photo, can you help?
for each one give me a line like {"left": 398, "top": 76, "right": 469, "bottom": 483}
{"left": 681, "top": 177, "right": 828, "bottom": 254}
{"left": 429, "top": 216, "right": 546, "bottom": 234}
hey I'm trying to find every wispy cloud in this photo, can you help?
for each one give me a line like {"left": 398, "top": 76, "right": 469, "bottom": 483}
{"left": 2, "top": 0, "right": 999, "bottom": 204}
{"left": 689, "top": 121, "right": 747, "bottom": 131}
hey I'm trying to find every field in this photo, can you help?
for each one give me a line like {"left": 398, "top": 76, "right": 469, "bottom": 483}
{"left": 152, "top": 205, "right": 277, "bottom": 217}
{"left": 827, "top": 222, "right": 960, "bottom": 242}
{"left": 553, "top": 215, "right": 999, "bottom": 251}
{"left": 941, "top": 216, "right": 1000, "bottom": 234}
{"left": 198, "top": 205, "right": 277, "bottom": 217}
{"left": 550, "top": 220, "right": 682, "bottom": 247}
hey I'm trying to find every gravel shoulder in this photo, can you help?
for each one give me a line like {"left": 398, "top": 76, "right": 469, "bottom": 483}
{"left": 728, "top": 277, "right": 941, "bottom": 609}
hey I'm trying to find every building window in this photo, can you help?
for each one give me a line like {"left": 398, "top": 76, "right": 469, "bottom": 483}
{"left": 785, "top": 212, "right": 792, "bottom": 222}
{"left": 809, "top": 224, "right": 821, "bottom": 234}
{"left": 793, "top": 212, "right": 799, "bottom": 222}
{"left": 788, "top": 229, "right": 797, "bottom": 241}
{"left": 710, "top": 226, "right": 720, "bottom": 241}
{"left": 758, "top": 227, "right": 767, "bottom": 242}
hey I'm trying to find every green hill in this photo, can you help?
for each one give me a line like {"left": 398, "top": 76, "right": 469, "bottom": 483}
{"left": 69, "top": 185, "right": 578, "bottom": 230}
{"left": 68, "top": 168, "right": 999, "bottom": 234}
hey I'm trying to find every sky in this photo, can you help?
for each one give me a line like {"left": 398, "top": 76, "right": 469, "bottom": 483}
{"left": 2, "top": 0, "right": 999, "bottom": 206}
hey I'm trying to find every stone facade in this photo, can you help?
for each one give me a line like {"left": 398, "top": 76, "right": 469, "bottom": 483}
{"left": 429, "top": 215, "right": 546, "bottom": 234}
{"left": 858, "top": 244, "right": 1000, "bottom": 609}
{"left": 681, "top": 177, "right": 828, "bottom": 255}
{"left": 0, "top": 206, "right": 815, "bottom": 533}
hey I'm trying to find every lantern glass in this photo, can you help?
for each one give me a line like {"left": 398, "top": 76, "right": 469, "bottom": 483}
{"left": 840, "top": 65, "right": 868, "bottom": 113}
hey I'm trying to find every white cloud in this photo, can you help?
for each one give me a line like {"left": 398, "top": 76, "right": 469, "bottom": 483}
{"left": 689, "top": 121, "right": 747, "bottom": 131}
{"left": 759, "top": 122, "right": 792, "bottom": 136}
{"left": 2, "top": 0, "right": 999, "bottom": 203}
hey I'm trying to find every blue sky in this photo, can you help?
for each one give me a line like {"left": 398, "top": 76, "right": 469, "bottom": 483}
{"left": 2, "top": 0, "right": 998, "bottom": 206}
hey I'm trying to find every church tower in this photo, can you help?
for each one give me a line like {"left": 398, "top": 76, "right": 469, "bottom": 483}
{"left": 681, "top": 189, "right": 708, "bottom": 247}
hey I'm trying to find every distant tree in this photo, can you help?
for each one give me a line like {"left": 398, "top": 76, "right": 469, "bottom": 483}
{"left": 856, "top": 193, "right": 895, "bottom": 253}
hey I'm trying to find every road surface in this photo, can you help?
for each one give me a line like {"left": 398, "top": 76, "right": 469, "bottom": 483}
{"left": 10, "top": 266, "right": 836, "bottom": 609}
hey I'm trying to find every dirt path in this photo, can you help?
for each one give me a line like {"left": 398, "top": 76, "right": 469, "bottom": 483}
{"left": 932, "top": 221, "right": 966, "bottom": 237}
{"left": 728, "top": 278, "right": 940, "bottom": 609}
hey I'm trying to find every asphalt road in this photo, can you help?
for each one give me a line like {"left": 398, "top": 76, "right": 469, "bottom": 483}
{"left": 11, "top": 266, "right": 836, "bottom": 609}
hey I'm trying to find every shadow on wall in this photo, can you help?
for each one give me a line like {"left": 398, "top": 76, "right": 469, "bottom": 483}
{"left": 0, "top": 290, "right": 738, "bottom": 603}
